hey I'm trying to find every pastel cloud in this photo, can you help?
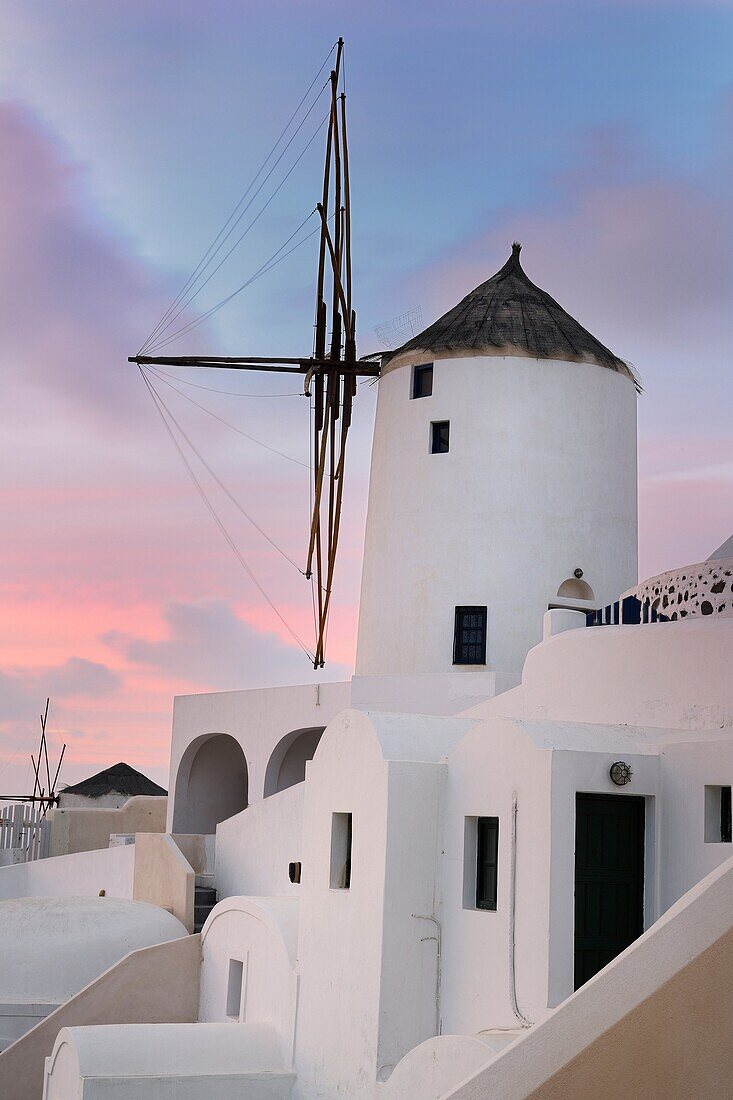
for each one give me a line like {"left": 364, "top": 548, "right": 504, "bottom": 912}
{"left": 0, "top": 658, "right": 121, "bottom": 723}
{"left": 0, "top": 102, "right": 361, "bottom": 792}
{"left": 104, "top": 599, "right": 350, "bottom": 691}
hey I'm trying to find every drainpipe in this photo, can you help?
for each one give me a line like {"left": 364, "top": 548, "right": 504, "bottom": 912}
{"left": 412, "top": 913, "right": 441, "bottom": 1036}
{"left": 509, "top": 791, "right": 532, "bottom": 1028}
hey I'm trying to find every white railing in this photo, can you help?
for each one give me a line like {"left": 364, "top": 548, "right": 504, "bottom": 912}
{"left": 627, "top": 556, "right": 733, "bottom": 622}
{"left": 0, "top": 803, "right": 50, "bottom": 862}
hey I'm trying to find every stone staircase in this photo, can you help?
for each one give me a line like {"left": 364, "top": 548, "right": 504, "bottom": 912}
{"left": 194, "top": 876, "right": 217, "bottom": 933}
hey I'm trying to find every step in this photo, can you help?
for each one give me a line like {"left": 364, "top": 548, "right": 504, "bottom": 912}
{"left": 195, "top": 886, "right": 217, "bottom": 906}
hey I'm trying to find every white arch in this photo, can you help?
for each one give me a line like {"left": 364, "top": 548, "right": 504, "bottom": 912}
{"left": 263, "top": 726, "right": 325, "bottom": 798}
{"left": 172, "top": 733, "right": 248, "bottom": 834}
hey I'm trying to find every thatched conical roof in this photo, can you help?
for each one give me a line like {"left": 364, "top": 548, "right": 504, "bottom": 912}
{"left": 61, "top": 762, "right": 167, "bottom": 799}
{"left": 380, "top": 243, "right": 637, "bottom": 384}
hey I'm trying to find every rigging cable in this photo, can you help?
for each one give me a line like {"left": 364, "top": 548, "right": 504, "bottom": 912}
{"left": 148, "top": 369, "right": 302, "bottom": 398}
{"left": 139, "top": 367, "right": 315, "bottom": 661}
{"left": 139, "top": 42, "right": 337, "bottom": 355}
{"left": 146, "top": 364, "right": 309, "bottom": 468}
{"left": 142, "top": 367, "right": 307, "bottom": 575}
{"left": 147, "top": 207, "right": 331, "bottom": 353}
{"left": 142, "top": 100, "right": 331, "bottom": 353}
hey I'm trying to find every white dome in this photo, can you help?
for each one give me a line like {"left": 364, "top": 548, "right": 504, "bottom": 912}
{"left": 0, "top": 895, "right": 187, "bottom": 1003}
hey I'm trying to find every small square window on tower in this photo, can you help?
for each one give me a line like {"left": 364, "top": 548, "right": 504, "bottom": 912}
{"left": 412, "top": 363, "right": 433, "bottom": 399}
{"left": 431, "top": 420, "right": 450, "bottom": 453}
{"left": 454, "top": 606, "right": 487, "bottom": 665}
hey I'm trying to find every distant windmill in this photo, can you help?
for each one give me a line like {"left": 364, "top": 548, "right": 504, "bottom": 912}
{"left": 130, "top": 39, "right": 379, "bottom": 668}
{"left": 0, "top": 698, "right": 66, "bottom": 810}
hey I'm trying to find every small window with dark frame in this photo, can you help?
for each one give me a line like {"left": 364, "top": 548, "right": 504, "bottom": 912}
{"left": 412, "top": 363, "right": 433, "bottom": 399}
{"left": 431, "top": 420, "right": 450, "bottom": 453}
{"left": 329, "top": 812, "right": 352, "bottom": 888}
{"left": 704, "top": 785, "right": 731, "bottom": 843}
{"left": 453, "top": 606, "right": 487, "bottom": 665}
{"left": 476, "top": 817, "right": 499, "bottom": 911}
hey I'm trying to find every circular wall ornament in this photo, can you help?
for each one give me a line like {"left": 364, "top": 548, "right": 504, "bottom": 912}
{"left": 609, "top": 761, "right": 633, "bottom": 786}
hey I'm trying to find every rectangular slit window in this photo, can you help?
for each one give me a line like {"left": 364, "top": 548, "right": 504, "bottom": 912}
{"left": 431, "top": 420, "right": 450, "bottom": 453}
{"left": 412, "top": 363, "right": 433, "bottom": 399}
{"left": 463, "top": 816, "right": 499, "bottom": 911}
{"left": 330, "top": 812, "right": 352, "bottom": 889}
{"left": 453, "top": 606, "right": 487, "bottom": 665}
{"left": 476, "top": 817, "right": 499, "bottom": 910}
{"left": 226, "top": 958, "right": 244, "bottom": 1020}
{"left": 704, "top": 785, "right": 732, "bottom": 843}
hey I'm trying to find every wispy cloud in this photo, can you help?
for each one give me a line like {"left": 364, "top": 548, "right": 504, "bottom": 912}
{"left": 103, "top": 599, "right": 349, "bottom": 691}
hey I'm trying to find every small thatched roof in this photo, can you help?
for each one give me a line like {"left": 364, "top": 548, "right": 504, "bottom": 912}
{"left": 380, "top": 243, "right": 637, "bottom": 384}
{"left": 61, "top": 762, "right": 167, "bottom": 799}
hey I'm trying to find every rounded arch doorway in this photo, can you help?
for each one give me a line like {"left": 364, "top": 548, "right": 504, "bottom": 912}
{"left": 263, "top": 727, "right": 326, "bottom": 798}
{"left": 172, "top": 733, "right": 248, "bottom": 834}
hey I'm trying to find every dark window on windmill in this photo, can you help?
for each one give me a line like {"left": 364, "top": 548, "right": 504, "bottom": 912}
{"left": 431, "top": 421, "right": 450, "bottom": 454}
{"left": 412, "top": 364, "right": 433, "bottom": 399}
{"left": 454, "top": 606, "right": 487, "bottom": 665}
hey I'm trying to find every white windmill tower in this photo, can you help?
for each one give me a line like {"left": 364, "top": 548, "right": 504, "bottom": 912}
{"left": 353, "top": 243, "right": 639, "bottom": 713}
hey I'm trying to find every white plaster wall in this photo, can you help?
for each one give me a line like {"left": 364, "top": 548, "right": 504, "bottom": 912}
{"left": 0, "top": 844, "right": 135, "bottom": 902}
{"left": 43, "top": 1037, "right": 81, "bottom": 1100}
{"left": 440, "top": 853, "right": 733, "bottom": 1100}
{"left": 167, "top": 682, "right": 350, "bottom": 834}
{"left": 59, "top": 792, "right": 130, "bottom": 809}
{"left": 294, "top": 709, "right": 473, "bottom": 1099}
{"left": 294, "top": 710, "right": 389, "bottom": 1099}
{"left": 44, "top": 1022, "right": 293, "bottom": 1100}
{"left": 356, "top": 355, "right": 638, "bottom": 680}
{"left": 215, "top": 784, "right": 304, "bottom": 900}
{"left": 440, "top": 718, "right": 553, "bottom": 1034}
{"left": 659, "top": 737, "right": 733, "bottom": 913}
{"left": 377, "top": 760, "right": 445, "bottom": 1081}
{"left": 48, "top": 796, "right": 166, "bottom": 857}
{"left": 199, "top": 898, "right": 298, "bottom": 1063}
{"left": 465, "top": 618, "right": 733, "bottom": 732}
{"left": 350, "top": 671, "right": 520, "bottom": 717}
{"left": 383, "top": 1035, "right": 499, "bottom": 1100}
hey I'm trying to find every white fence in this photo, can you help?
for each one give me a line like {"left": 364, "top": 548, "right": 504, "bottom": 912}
{"left": 0, "top": 804, "right": 50, "bottom": 862}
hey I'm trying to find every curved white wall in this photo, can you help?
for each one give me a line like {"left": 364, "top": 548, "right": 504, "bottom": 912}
{"left": 356, "top": 355, "right": 638, "bottom": 678}
{"left": 0, "top": 896, "right": 187, "bottom": 1004}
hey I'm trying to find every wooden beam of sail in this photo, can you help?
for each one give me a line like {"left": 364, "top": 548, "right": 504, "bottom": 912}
{"left": 129, "top": 38, "right": 377, "bottom": 668}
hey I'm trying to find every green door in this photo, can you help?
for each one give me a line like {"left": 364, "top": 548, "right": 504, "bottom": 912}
{"left": 574, "top": 793, "right": 645, "bottom": 990}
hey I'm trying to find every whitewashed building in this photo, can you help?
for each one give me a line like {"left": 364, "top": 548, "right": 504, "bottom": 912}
{"left": 3, "top": 247, "right": 733, "bottom": 1099}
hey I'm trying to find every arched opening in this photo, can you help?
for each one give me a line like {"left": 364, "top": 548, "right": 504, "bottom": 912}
{"left": 172, "top": 733, "right": 248, "bottom": 834}
{"left": 556, "top": 576, "right": 595, "bottom": 601}
{"left": 263, "top": 727, "right": 326, "bottom": 798}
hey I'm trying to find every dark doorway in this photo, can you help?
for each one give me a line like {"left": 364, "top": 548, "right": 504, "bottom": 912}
{"left": 574, "top": 793, "right": 645, "bottom": 990}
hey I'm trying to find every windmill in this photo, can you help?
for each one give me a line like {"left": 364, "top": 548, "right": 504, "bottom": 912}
{"left": 130, "top": 39, "right": 379, "bottom": 668}
{"left": 0, "top": 698, "right": 67, "bottom": 811}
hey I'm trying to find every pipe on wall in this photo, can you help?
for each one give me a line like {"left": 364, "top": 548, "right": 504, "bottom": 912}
{"left": 509, "top": 791, "right": 532, "bottom": 1028}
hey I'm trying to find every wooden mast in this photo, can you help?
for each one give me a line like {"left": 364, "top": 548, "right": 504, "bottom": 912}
{"left": 129, "top": 37, "right": 374, "bottom": 668}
